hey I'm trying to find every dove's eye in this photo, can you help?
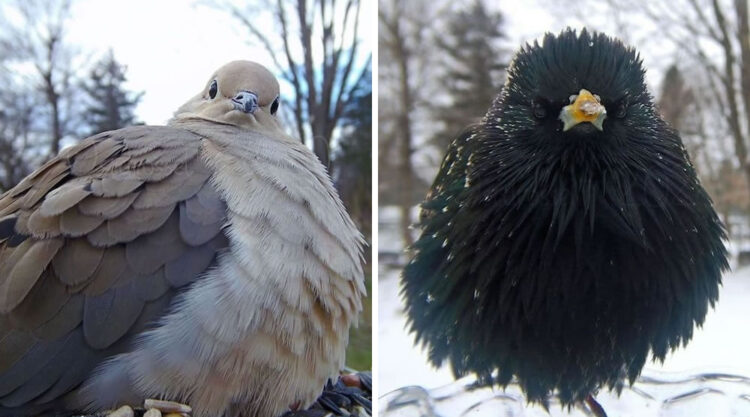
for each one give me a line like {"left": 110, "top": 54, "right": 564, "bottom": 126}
{"left": 208, "top": 80, "right": 218, "bottom": 99}
{"left": 270, "top": 96, "right": 279, "bottom": 115}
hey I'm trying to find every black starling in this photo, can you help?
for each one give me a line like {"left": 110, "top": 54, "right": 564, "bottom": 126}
{"left": 402, "top": 29, "right": 728, "bottom": 413}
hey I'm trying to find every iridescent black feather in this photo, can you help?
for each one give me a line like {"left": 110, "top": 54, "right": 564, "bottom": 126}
{"left": 402, "top": 29, "right": 728, "bottom": 405}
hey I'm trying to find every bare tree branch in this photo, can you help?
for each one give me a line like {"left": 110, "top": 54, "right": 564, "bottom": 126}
{"left": 275, "top": 0, "right": 307, "bottom": 144}
{"left": 213, "top": 0, "right": 368, "bottom": 168}
{"left": 0, "top": 0, "right": 78, "bottom": 161}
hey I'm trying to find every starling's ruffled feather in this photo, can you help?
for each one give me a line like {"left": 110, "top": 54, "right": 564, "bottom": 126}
{"left": 403, "top": 29, "right": 728, "bottom": 405}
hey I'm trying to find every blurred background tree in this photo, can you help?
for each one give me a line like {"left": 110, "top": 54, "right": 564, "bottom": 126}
{"left": 542, "top": 0, "right": 750, "bottom": 246}
{"left": 81, "top": 50, "right": 143, "bottom": 136}
{"left": 430, "top": 0, "right": 508, "bottom": 151}
{"left": 379, "top": 0, "right": 444, "bottom": 247}
{"left": 0, "top": 0, "right": 143, "bottom": 184}
{"left": 334, "top": 71, "right": 372, "bottom": 240}
{"left": 379, "top": 0, "right": 508, "bottom": 248}
{"left": 209, "top": 0, "right": 371, "bottom": 170}
{"left": 378, "top": 0, "right": 750, "bottom": 257}
{"left": 0, "top": 0, "right": 79, "bottom": 187}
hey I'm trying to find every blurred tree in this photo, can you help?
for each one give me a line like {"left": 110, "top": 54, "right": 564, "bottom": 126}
{"left": 657, "top": 64, "right": 713, "bottom": 176}
{"left": 658, "top": 65, "right": 696, "bottom": 131}
{"left": 0, "top": 85, "right": 35, "bottom": 191}
{"left": 81, "top": 50, "right": 143, "bottom": 136}
{"left": 658, "top": 64, "right": 750, "bottom": 228}
{"left": 563, "top": 0, "right": 750, "bottom": 211}
{"left": 332, "top": 72, "right": 372, "bottom": 240}
{"left": 430, "top": 0, "right": 507, "bottom": 151}
{"left": 379, "top": 0, "right": 436, "bottom": 247}
{"left": 706, "top": 159, "right": 750, "bottom": 232}
{"left": 0, "top": 0, "right": 79, "bottom": 158}
{"left": 210, "top": 0, "right": 370, "bottom": 168}
{"left": 651, "top": 1, "right": 750, "bottom": 221}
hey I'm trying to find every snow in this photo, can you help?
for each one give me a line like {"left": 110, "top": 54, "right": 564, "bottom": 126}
{"left": 378, "top": 206, "right": 750, "bottom": 416}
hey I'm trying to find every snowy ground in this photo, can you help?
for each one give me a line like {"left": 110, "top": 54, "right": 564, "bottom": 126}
{"left": 378, "top": 207, "right": 750, "bottom": 416}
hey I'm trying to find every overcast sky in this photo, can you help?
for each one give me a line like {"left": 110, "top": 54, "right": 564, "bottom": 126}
{"left": 65, "top": 0, "right": 374, "bottom": 126}
{"left": 61, "top": 0, "right": 684, "bottom": 128}
{"left": 490, "top": 1, "right": 686, "bottom": 103}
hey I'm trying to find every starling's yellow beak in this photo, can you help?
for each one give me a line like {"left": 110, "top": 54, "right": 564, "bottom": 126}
{"left": 559, "top": 89, "right": 607, "bottom": 132}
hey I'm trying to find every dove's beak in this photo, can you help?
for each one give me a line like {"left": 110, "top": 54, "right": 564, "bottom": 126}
{"left": 559, "top": 89, "right": 607, "bottom": 132}
{"left": 232, "top": 91, "right": 259, "bottom": 114}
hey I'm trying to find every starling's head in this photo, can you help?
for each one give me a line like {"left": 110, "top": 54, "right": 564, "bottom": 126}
{"left": 499, "top": 29, "right": 651, "bottom": 141}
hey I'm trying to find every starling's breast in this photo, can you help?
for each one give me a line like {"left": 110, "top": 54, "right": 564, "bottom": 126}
{"left": 403, "top": 146, "right": 726, "bottom": 404}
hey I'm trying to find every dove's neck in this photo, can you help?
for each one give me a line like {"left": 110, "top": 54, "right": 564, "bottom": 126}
{"left": 169, "top": 113, "right": 289, "bottom": 139}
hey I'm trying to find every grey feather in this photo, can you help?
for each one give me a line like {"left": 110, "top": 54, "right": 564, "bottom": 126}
{"left": 32, "top": 294, "right": 83, "bottom": 341}
{"left": 87, "top": 204, "right": 175, "bottom": 247}
{"left": 70, "top": 138, "right": 124, "bottom": 176}
{"left": 132, "top": 158, "right": 210, "bottom": 209}
{"left": 17, "top": 158, "right": 67, "bottom": 190}
{"left": 185, "top": 182, "right": 226, "bottom": 225}
{"left": 0, "top": 218, "right": 16, "bottom": 240}
{"left": 33, "top": 334, "right": 104, "bottom": 405}
{"left": 0, "top": 326, "right": 35, "bottom": 373}
{"left": 0, "top": 239, "right": 63, "bottom": 313}
{"left": 0, "top": 330, "right": 70, "bottom": 397}
{"left": 77, "top": 192, "right": 140, "bottom": 219}
{"left": 164, "top": 235, "right": 227, "bottom": 287}
{"left": 14, "top": 166, "right": 69, "bottom": 211}
{"left": 0, "top": 217, "right": 26, "bottom": 248}
{"left": 124, "top": 164, "right": 180, "bottom": 183}
{"left": 38, "top": 182, "right": 92, "bottom": 217}
{"left": 83, "top": 283, "right": 144, "bottom": 349}
{"left": 25, "top": 210, "right": 61, "bottom": 239}
{"left": 120, "top": 126, "right": 175, "bottom": 150}
{"left": 134, "top": 268, "right": 170, "bottom": 302}
{"left": 89, "top": 176, "right": 143, "bottom": 198}
{"left": 6, "top": 234, "right": 27, "bottom": 248}
{"left": 83, "top": 247, "right": 128, "bottom": 296}
{"left": 0, "top": 328, "right": 87, "bottom": 407}
{"left": 9, "top": 270, "right": 69, "bottom": 330}
{"left": 52, "top": 238, "right": 103, "bottom": 286}
{"left": 12, "top": 212, "right": 30, "bottom": 236}
{"left": 59, "top": 208, "right": 104, "bottom": 237}
{"left": 125, "top": 211, "right": 187, "bottom": 274}
{"left": 179, "top": 203, "right": 223, "bottom": 246}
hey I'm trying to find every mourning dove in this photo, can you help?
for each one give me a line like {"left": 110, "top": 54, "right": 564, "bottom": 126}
{"left": 0, "top": 61, "right": 365, "bottom": 417}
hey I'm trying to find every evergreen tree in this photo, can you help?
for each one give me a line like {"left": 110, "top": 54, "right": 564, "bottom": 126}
{"left": 81, "top": 51, "right": 143, "bottom": 136}
{"left": 332, "top": 72, "right": 372, "bottom": 239}
{"left": 431, "top": 0, "right": 507, "bottom": 151}
{"left": 331, "top": 73, "right": 372, "bottom": 371}
{"left": 658, "top": 65, "right": 695, "bottom": 131}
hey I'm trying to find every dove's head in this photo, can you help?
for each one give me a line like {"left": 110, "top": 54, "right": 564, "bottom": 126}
{"left": 172, "top": 60, "right": 283, "bottom": 132}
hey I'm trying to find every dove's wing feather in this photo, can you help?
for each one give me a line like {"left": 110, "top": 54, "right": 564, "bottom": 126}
{"left": 0, "top": 126, "right": 228, "bottom": 410}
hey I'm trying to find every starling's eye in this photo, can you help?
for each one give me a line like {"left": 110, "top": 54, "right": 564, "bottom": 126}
{"left": 208, "top": 80, "right": 218, "bottom": 99}
{"left": 270, "top": 96, "right": 279, "bottom": 115}
{"left": 532, "top": 99, "right": 548, "bottom": 119}
{"left": 614, "top": 100, "right": 628, "bottom": 119}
